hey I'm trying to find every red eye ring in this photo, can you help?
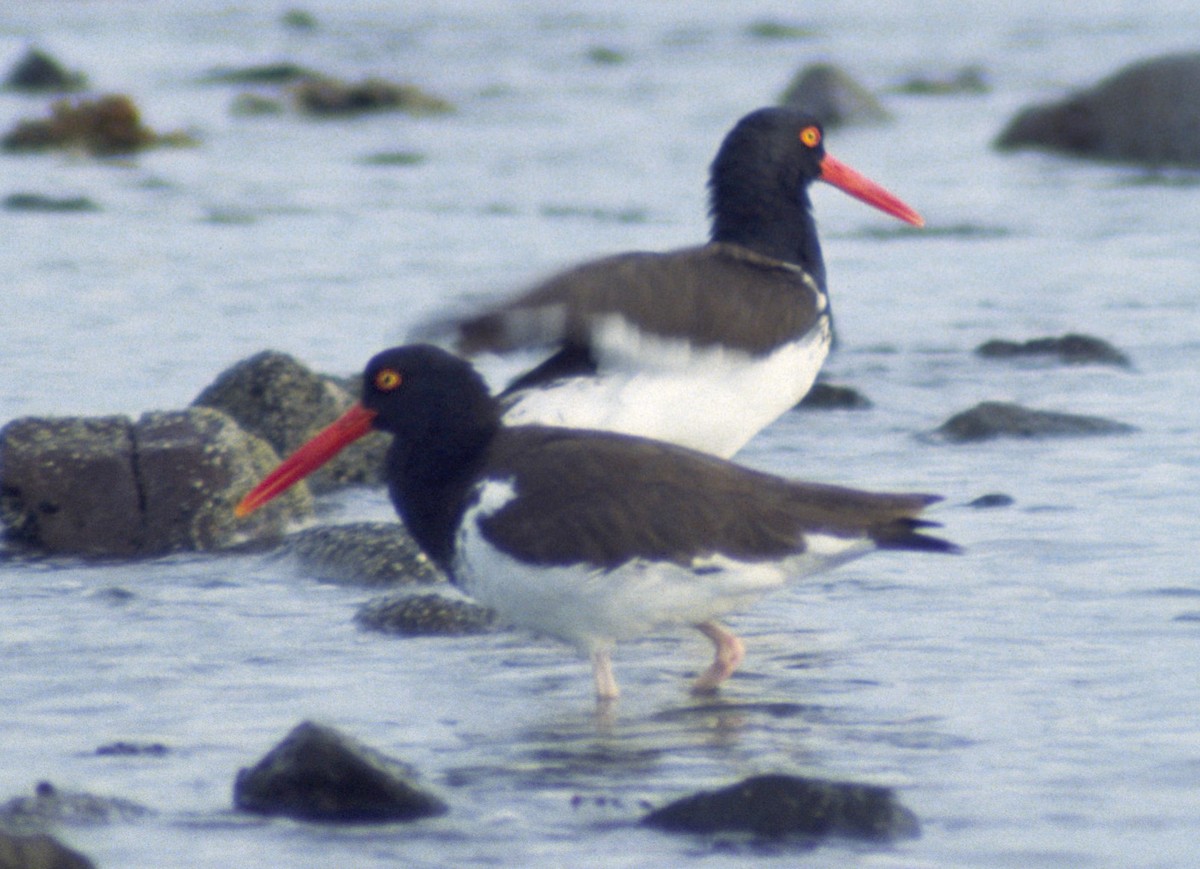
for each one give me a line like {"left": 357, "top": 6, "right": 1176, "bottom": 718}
{"left": 374, "top": 368, "right": 402, "bottom": 391}
{"left": 799, "top": 125, "right": 821, "bottom": 148}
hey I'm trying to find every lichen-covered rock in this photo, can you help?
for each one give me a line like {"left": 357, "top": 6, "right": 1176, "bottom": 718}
{"left": 642, "top": 774, "right": 919, "bottom": 841}
{"left": 193, "top": 351, "right": 387, "bottom": 493}
{"left": 234, "top": 721, "right": 447, "bottom": 823}
{"left": 0, "top": 94, "right": 196, "bottom": 156}
{"left": 933, "top": 401, "right": 1137, "bottom": 443}
{"left": 0, "top": 408, "right": 309, "bottom": 556}
{"left": 286, "top": 522, "right": 445, "bottom": 585}
{"left": 0, "top": 830, "right": 95, "bottom": 869}
{"left": 975, "top": 333, "right": 1130, "bottom": 367}
{"left": 779, "top": 63, "right": 890, "bottom": 128}
{"left": 995, "top": 52, "right": 1200, "bottom": 166}
{"left": 356, "top": 592, "right": 495, "bottom": 636}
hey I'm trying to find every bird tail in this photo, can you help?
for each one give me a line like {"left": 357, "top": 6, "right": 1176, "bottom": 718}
{"left": 871, "top": 518, "right": 962, "bottom": 554}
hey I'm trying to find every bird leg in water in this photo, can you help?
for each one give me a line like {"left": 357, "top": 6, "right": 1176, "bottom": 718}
{"left": 691, "top": 621, "right": 745, "bottom": 693}
{"left": 590, "top": 647, "right": 620, "bottom": 700}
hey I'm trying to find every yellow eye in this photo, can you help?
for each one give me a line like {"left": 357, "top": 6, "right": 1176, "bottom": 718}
{"left": 799, "top": 125, "right": 821, "bottom": 148}
{"left": 373, "top": 368, "right": 402, "bottom": 391}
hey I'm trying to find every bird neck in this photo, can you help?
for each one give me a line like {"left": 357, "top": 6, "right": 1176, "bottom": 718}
{"left": 386, "top": 411, "right": 498, "bottom": 569}
{"left": 709, "top": 187, "right": 826, "bottom": 291}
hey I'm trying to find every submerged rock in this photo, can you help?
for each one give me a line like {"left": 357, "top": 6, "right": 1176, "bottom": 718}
{"left": 0, "top": 408, "right": 309, "bottom": 556}
{"left": 234, "top": 721, "right": 447, "bottom": 823}
{"left": 1, "top": 94, "right": 196, "bottom": 156}
{"left": 933, "top": 401, "right": 1137, "bottom": 443}
{"left": 967, "top": 492, "right": 1015, "bottom": 509}
{"left": 193, "top": 350, "right": 387, "bottom": 493}
{"left": 0, "top": 831, "right": 95, "bottom": 869}
{"left": 286, "top": 522, "right": 445, "bottom": 586}
{"left": 975, "top": 333, "right": 1130, "bottom": 367}
{"left": 995, "top": 52, "right": 1200, "bottom": 166}
{"left": 356, "top": 592, "right": 495, "bottom": 636}
{"left": 895, "top": 65, "right": 990, "bottom": 95}
{"left": 779, "top": 63, "right": 890, "bottom": 128}
{"left": 0, "top": 781, "right": 150, "bottom": 832}
{"left": 795, "top": 381, "right": 872, "bottom": 410}
{"left": 2, "top": 193, "right": 100, "bottom": 213}
{"left": 3, "top": 48, "right": 87, "bottom": 92}
{"left": 642, "top": 773, "right": 919, "bottom": 841}
{"left": 293, "top": 77, "right": 453, "bottom": 116}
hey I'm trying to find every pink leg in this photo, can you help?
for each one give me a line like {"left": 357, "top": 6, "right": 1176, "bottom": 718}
{"left": 591, "top": 647, "right": 620, "bottom": 700}
{"left": 691, "top": 621, "right": 745, "bottom": 694}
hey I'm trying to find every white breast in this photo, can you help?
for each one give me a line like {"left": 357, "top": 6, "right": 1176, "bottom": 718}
{"left": 500, "top": 314, "right": 831, "bottom": 459}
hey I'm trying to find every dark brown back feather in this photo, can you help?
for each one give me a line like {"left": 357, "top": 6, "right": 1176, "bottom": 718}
{"left": 455, "top": 244, "right": 824, "bottom": 358}
{"left": 476, "top": 427, "right": 956, "bottom": 569}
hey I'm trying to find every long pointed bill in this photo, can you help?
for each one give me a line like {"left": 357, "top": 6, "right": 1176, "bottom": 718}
{"left": 234, "top": 403, "right": 378, "bottom": 518}
{"left": 818, "top": 153, "right": 924, "bottom": 227}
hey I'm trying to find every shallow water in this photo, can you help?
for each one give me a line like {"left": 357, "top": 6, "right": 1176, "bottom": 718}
{"left": 2, "top": 1, "right": 1199, "bottom": 866}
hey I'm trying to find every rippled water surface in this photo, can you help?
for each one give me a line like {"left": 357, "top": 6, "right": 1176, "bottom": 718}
{"left": 2, "top": 2, "right": 1199, "bottom": 867}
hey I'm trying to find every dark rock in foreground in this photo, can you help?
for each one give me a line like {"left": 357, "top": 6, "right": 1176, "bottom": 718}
{"left": 779, "top": 63, "right": 890, "bottom": 128}
{"left": 286, "top": 522, "right": 445, "bottom": 586}
{"left": 1, "top": 94, "right": 196, "bottom": 156}
{"left": 0, "top": 831, "right": 95, "bottom": 869}
{"left": 0, "top": 408, "right": 310, "bottom": 556}
{"left": 933, "top": 401, "right": 1137, "bottom": 443}
{"left": 0, "top": 781, "right": 151, "bottom": 832}
{"left": 3, "top": 48, "right": 87, "bottom": 92}
{"left": 995, "top": 52, "right": 1200, "bottom": 167}
{"left": 976, "top": 333, "right": 1130, "bottom": 367}
{"left": 796, "top": 381, "right": 872, "bottom": 410}
{"left": 356, "top": 592, "right": 496, "bottom": 636}
{"left": 642, "top": 774, "right": 919, "bottom": 841}
{"left": 194, "top": 350, "right": 387, "bottom": 493}
{"left": 234, "top": 721, "right": 447, "bottom": 823}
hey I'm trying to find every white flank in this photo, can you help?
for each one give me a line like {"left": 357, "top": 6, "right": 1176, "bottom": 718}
{"left": 501, "top": 313, "right": 831, "bottom": 458}
{"left": 452, "top": 479, "right": 873, "bottom": 658}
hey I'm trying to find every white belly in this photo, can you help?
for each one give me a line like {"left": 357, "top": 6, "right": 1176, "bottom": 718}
{"left": 500, "top": 315, "right": 831, "bottom": 459}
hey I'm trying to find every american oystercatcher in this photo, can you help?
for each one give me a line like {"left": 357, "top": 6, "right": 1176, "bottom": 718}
{"left": 236, "top": 345, "right": 958, "bottom": 701}
{"left": 429, "top": 107, "right": 923, "bottom": 458}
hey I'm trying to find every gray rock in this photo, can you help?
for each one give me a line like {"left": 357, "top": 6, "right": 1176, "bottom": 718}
{"left": 193, "top": 350, "right": 387, "bottom": 493}
{"left": 996, "top": 52, "right": 1200, "bottom": 166}
{"left": 0, "top": 408, "right": 309, "bottom": 556}
{"left": 933, "top": 401, "right": 1137, "bottom": 443}
{"left": 975, "top": 333, "right": 1130, "bottom": 367}
{"left": 0, "top": 781, "right": 150, "bottom": 833}
{"left": 286, "top": 522, "right": 445, "bottom": 586}
{"left": 642, "top": 773, "right": 919, "bottom": 841}
{"left": 779, "top": 63, "right": 890, "bottom": 128}
{"left": 0, "top": 830, "right": 95, "bottom": 869}
{"left": 234, "top": 721, "right": 447, "bottom": 823}
{"left": 356, "top": 592, "right": 495, "bottom": 636}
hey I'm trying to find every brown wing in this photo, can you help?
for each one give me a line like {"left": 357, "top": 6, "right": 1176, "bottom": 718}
{"left": 453, "top": 243, "right": 824, "bottom": 358}
{"left": 477, "top": 428, "right": 956, "bottom": 570}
